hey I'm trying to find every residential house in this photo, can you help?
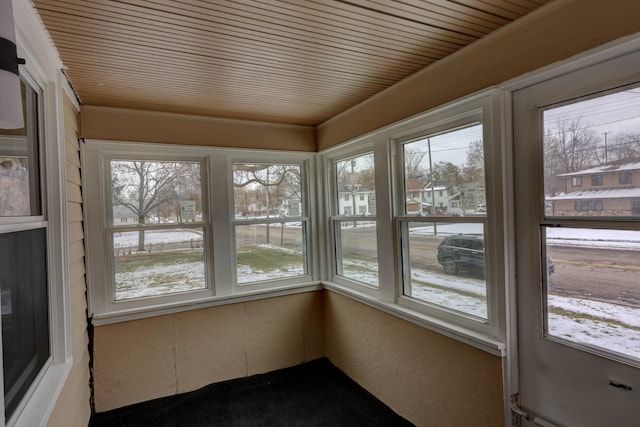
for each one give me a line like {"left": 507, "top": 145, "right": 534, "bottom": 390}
{"left": 425, "top": 182, "right": 449, "bottom": 212}
{"left": 549, "top": 161, "right": 640, "bottom": 216}
{"left": 3, "top": 1, "right": 640, "bottom": 427}
{"left": 337, "top": 185, "right": 374, "bottom": 215}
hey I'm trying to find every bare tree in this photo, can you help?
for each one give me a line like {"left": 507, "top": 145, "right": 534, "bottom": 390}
{"left": 543, "top": 118, "right": 599, "bottom": 195}
{"left": 112, "top": 161, "right": 191, "bottom": 251}
{"left": 605, "top": 132, "right": 640, "bottom": 162}
{"left": 403, "top": 148, "right": 429, "bottom": 184}
{"left": 233, "top": 164, "right": 301, "bottom": 243}
{"left": 463, "top": 139, "right": 484, "bottom": 183}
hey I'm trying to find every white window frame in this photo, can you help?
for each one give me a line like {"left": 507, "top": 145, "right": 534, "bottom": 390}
{"left": 321, "top": 92, "right": 507, "bottom": 355}
{"left": 84, "top": 144, "right": 215, "bottom": 315}
{"left": 83, "top": 142, "right": 319, "bottom": 323}
{"left": 325, "top": 145, "right": 381, "bottom": 294}
{"left": 0, "top": 5, "right": 73, "bottom": 425}
{"left": 229, "top": 152, "right": 315, "bottom": 291}
{"left": 394, "top": 103, "right": 499, "bottom": 336}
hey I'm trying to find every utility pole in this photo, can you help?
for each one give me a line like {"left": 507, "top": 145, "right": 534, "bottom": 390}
{"left": 603, "top": 132, "right": 611, "bottom": 163}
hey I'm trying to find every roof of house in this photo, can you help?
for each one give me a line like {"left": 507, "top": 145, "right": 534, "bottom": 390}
{"left": 548, "top": 188, "right": 640, "bottom": 200}
{"left": 558, "top": 161, "right": 640, "bottom": 177}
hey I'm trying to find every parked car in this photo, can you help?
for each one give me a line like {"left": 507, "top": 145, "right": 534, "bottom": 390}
{"left": 436, "top": 234, "right": 485, "bottom": 275}
{"left": 436, "top": 234, "right": 555, "bottom": 277}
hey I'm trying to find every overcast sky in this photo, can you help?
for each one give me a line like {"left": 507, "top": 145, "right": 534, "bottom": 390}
{"left": 543, "top": 88, "right": 640, "bottom": 138}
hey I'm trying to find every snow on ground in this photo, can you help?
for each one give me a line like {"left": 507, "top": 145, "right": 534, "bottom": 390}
{"left": 236, "top": 264, "right": 304, "bottom": 284}
{"left": 547, "top": 227, "right": 640, "bottom": 249}
{"left": 114, "top": 229, "right": 203, "bottom": 248}
{"left": 115, "top": 261, "right": 206, "bottom": 300}
{"left": 548, "top": 297, "right": 640, "bottom": 360}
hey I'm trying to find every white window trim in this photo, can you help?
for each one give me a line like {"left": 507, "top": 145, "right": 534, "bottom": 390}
{"left": 320, "top": 91, "right": 508, "bottom": 356}
{"left": 323, "top": 143, "right": 383, "bottom": 296}
{"left": 228, "top": 153, "right": 316, "bottom": 292}
{"left": 0, "top": 2, "right": 73, "bottom": 425}
{"left": 82, "top": 140, "right": 320, "bottom": 324}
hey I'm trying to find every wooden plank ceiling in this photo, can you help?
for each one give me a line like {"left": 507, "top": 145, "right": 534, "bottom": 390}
{"left": 33, "top": 0, "right": 552, "bottom": 126}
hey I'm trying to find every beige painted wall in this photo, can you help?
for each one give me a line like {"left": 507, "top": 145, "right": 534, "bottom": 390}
{"left": 93, "top": 291, "right": 324, "bottom": 412}
{"left": 317, "top": 0, "right": 640, "bottom": 150}
{"left": 324, "top": 291, "right": 504, "bottom": 427}
{"left": 47, "top": 94, "right": 92, "bottom": 427}
{"left": 80, "top": 105, "right": 316, "bottom": 151}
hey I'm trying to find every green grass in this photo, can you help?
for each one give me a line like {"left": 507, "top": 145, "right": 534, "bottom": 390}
{"left": 115, "top": 245, "right": 303, "bottom": 275}
{"left": 236, "top": 245, "right": 302, "bottom": 271}
{"left": 115, "top": 250, "right": 203, "bottom": 273}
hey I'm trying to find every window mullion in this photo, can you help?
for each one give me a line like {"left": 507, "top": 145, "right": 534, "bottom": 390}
{"left": 210, "top": 155, "right": 233, "bottom": 296}
{"left": 373, "top": 139, "right": 396, "bottom": 303}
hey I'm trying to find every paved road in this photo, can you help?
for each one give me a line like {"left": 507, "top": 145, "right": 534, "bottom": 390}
{"left": 235, "top": 223, "right": 640, "bottom": 308}
{"left": 547, "top": 245, "right": 640, "bottom": 307}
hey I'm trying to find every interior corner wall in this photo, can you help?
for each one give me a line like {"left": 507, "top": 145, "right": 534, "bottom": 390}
{"left": 80, "top": 105, "right": 317, "bottom": 151}
{"left": 323, "top": 291, "right": 503, "bottom": 427}
{"left": 46, "top": 93, "right": 92, "bottom": 427}
{"left": 317, "top": 0, "right": 640, "bottom": 150}
{"left": 92, "top": 291, "right": 324, "bottom": 412}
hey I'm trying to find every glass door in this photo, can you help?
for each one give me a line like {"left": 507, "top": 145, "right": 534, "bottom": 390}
{"left": 513, "top": 50, "right": 640, "bottom": 426}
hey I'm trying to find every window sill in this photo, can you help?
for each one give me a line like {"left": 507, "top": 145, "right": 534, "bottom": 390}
{"left": 91, "top": 282, "right": 323, "bottom": 326}
{"left": 322, "top": 281, "right": 506, "bottom": 357}
{"left": 91, "top": 279, "right": 504, "bottom": 358}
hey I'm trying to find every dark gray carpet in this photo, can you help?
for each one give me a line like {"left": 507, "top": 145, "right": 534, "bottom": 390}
{"left": 89, "top": 357, "right": 414, "bottom": 426}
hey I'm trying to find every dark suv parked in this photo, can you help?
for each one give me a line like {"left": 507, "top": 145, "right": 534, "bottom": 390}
{"left": 436, "top": 235, "right": 485, "bottom": 275}
{"left": 436, "top": 234, "right": 554, "bottom": 277}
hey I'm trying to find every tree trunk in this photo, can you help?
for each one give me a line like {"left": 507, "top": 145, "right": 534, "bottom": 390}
{"left": 137, "top": 215, "right": 146, "bottom": 252}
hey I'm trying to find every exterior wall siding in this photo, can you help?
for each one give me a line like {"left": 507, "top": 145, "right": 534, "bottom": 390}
{"left": 552, "top": 198, "right": 634, "bottom": 216}
{"left": 46, "top": 94, "right": 92, "bottom": 426}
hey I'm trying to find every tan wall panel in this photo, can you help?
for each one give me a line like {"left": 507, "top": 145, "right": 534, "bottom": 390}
{"left": 174, "top": 303, "right": 247, "bottom": 394}
{"left": 244, "top": 292, "right": 317, "bottom": 375}
{"left": 93, "top": 291, "right": 325, "bottom": 412}
{"left": 93, "top": 315, "right": 178, "bottom": 412}
{"left": 324, "top": 291, "right": 503, "bottom": 427}
{"left": 317, "top": 0, "right": 640, "bottom": 150}
{"left": 81, "top": 105, "right": 316, "bottom": 151}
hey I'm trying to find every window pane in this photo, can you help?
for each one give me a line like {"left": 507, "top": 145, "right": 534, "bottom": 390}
{"left": 403, "top": 124, "right": 484, "bottom": 216}
{"left": 335, "top": 220, "right": 378, "bottom": 286}
{"left": 111, "top": 161, "right": 202, "bottom": 225}
{"left": 544, "top": 87, "right": 640, "bottom": 218}
{"left": 233, "top": 163, "right": 302, "bottom": 218}
{"left": 0, "top": 80, "right": 41, "bottom": 216}
{"left": 545, "top": 227, "right": 640, "bottom": 360}
{"left": 0, "top": 228, "right": 49, "bottom": 418}
{"left": 113, "top": 229, "right": 206, "bottom": 300}
{"left": 236, "top": 221, "right": 306, "bottom": 284}
{"left": 335, "top": 153, "right": 375, "bottom": 216}
{"left": 403, "top": 222, "right": 487, "bottom": 319}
